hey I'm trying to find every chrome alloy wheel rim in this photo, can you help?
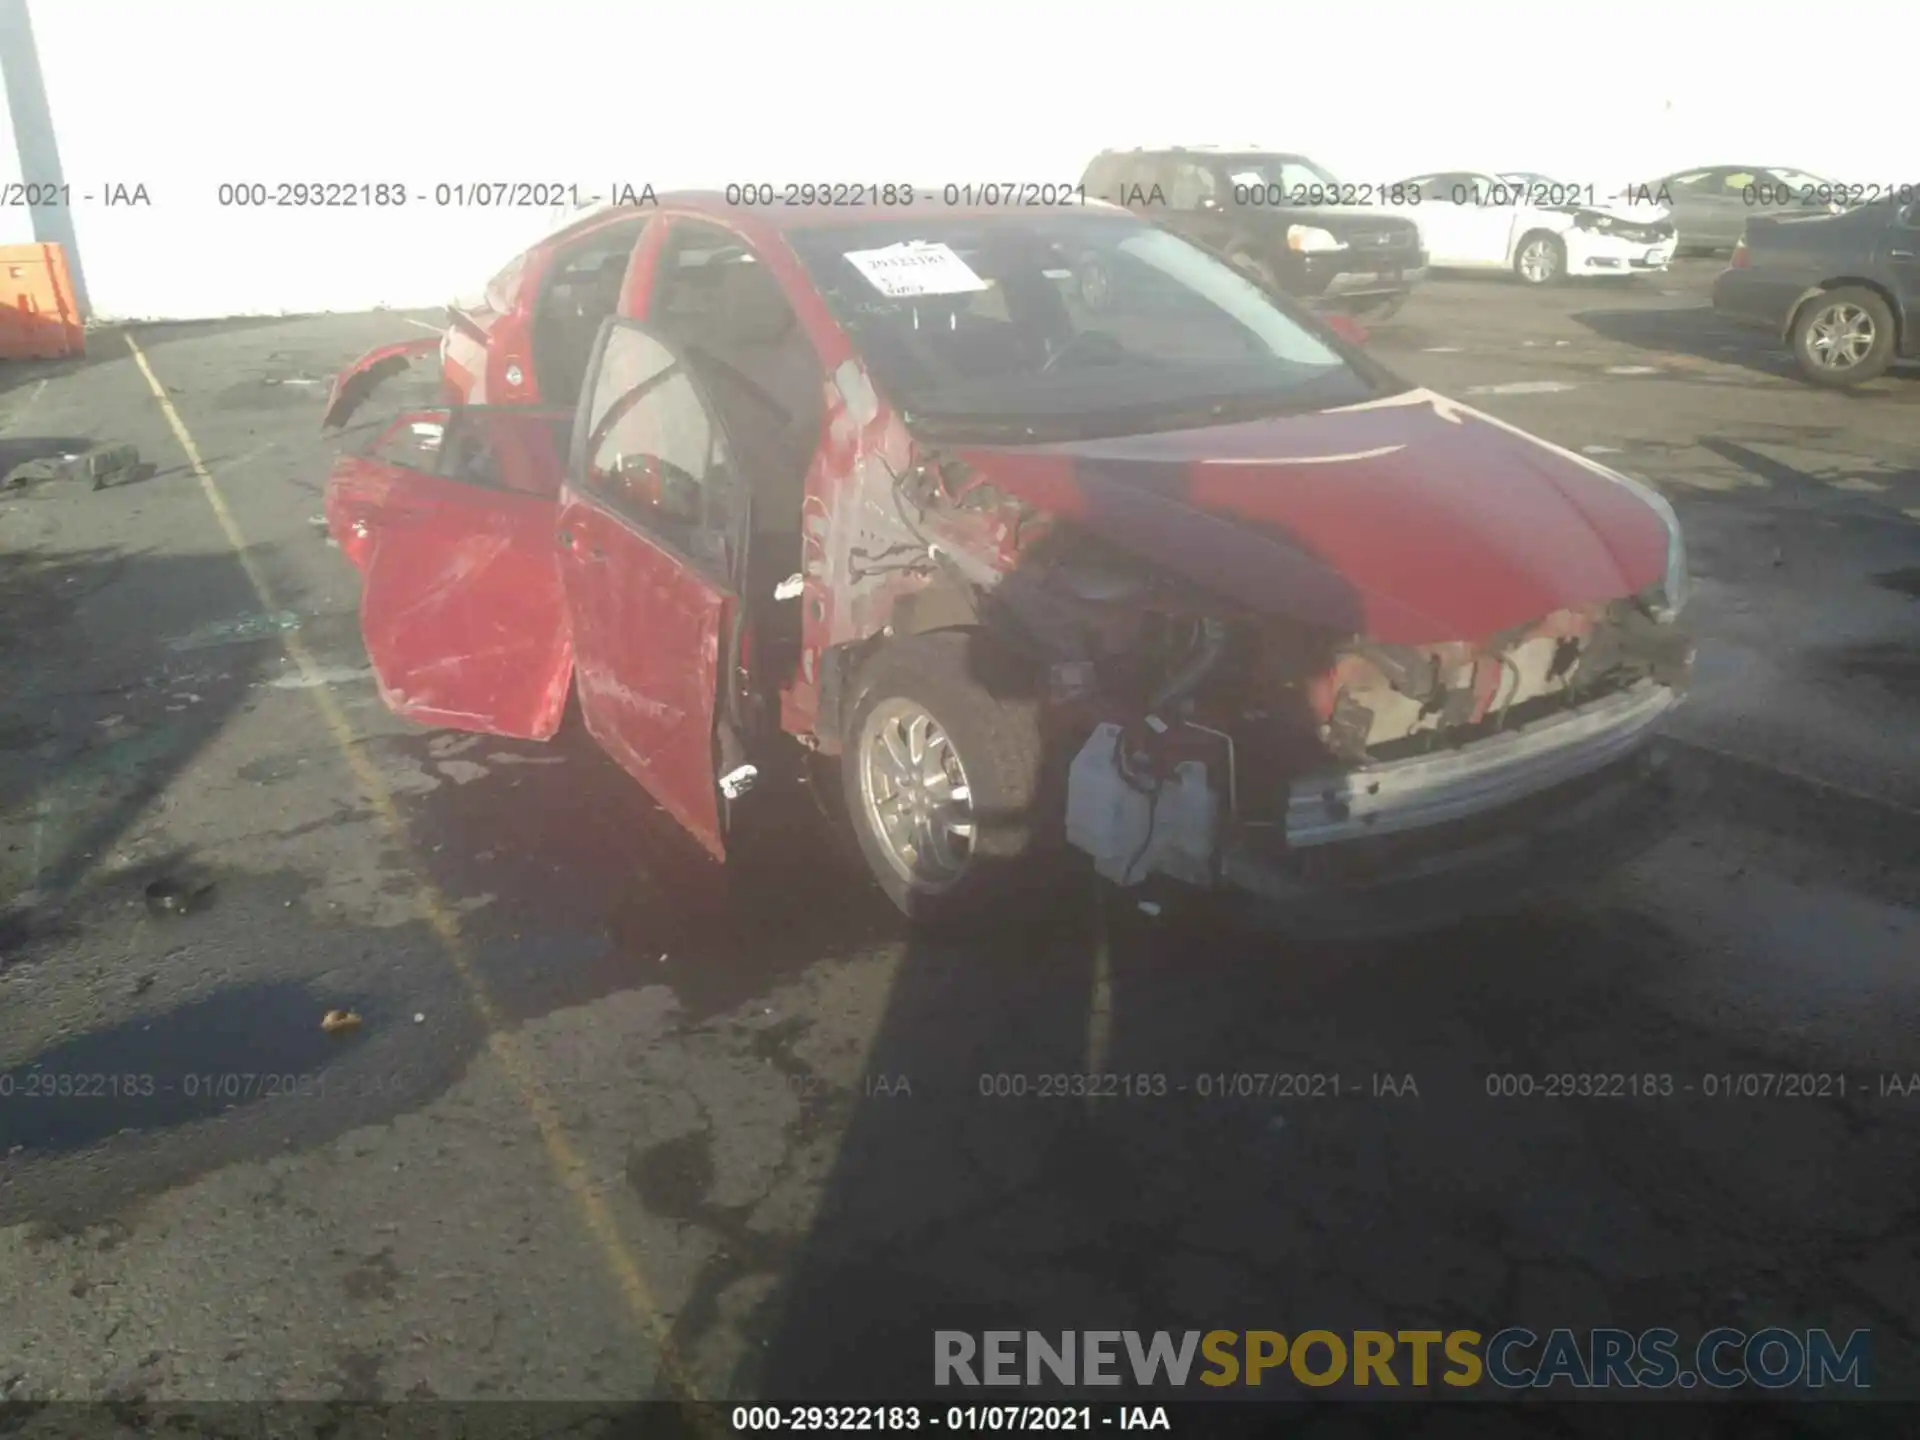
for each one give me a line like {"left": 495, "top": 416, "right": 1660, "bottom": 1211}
{"left": 858, "top": 698, "right": 976, "bottom": 892}
{"left": 1519, "top": 238, "right": 1557, "bottom": 282}
{"left": 1806, "top": 303, "right": 1876, "bottom": 370}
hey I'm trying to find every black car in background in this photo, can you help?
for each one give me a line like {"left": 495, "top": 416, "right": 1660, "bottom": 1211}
{"left": 1080, "top": 148, "right": 1427, "bottom": 319}
{"left": 1712, "top": 190, "right": 1920, "bottom": 386}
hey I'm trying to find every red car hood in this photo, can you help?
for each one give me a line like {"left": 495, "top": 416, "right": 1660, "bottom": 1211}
{"left": 953, "top": 387, "right": 1670, "bottom": 645}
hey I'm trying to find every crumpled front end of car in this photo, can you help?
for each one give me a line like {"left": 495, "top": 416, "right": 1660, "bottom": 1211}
{"left": 1051, "top": 589, "right": 1695, "bottom": 936}
{"left": 857, "top": 434, "right": 1696, "bottom": 937}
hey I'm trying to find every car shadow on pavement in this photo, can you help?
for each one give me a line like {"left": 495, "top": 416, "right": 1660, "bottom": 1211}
{"left": 700, "top": 454, "right": 1920, "bottom": 1411}
{"left": 715, "top": 463, "right": 1393, "bottom": 1403}
{"left": 1568, "top": 305, "right": 1801, "bottom": 383}
{"left": 1694, "top": 437, "right": 1920, "bottom": 522}
{"left": 0, "top": 540, "right": 282, "bottom": 955}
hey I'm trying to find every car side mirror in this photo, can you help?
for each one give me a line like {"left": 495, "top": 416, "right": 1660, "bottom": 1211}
{"left": 1323, "top": 313, "right": 1369, "bottom": 346}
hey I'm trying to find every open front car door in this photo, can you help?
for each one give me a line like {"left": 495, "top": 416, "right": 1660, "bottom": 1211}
{"left": 555, "top": 320, "right": 753, "bottom": 860}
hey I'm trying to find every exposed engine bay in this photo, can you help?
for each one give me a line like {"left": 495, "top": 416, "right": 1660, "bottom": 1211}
{"left": 880, "top": 450, "right": 1695, "bottom": 892}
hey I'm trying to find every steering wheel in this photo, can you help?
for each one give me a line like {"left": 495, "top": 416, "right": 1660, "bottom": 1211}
{"left": 1038, "top": 329, "right": 1126, "bottom": 374}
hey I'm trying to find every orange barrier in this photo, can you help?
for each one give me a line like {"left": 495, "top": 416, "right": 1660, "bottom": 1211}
{"left": 0, "top": 243, "right": 84, "bottom": 359}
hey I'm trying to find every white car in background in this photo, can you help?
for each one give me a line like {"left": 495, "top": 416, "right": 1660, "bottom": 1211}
{"left": 1383, "top": 170, "right": 1678, "bottom": 285}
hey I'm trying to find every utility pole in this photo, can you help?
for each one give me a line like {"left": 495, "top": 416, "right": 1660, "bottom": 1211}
{"left": 0, "top": 0, "right": 89, "bottom": 318}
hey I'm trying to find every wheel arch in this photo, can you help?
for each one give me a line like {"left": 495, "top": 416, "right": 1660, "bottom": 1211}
{"left": 815, "top": 613, "right": 1012, "bottom": 756}
{"left": 1785, "top": 279, "right": 1902, "bottom": 349}
{"left": 1511, "top": 226, "right": 1566, "bottom": 268}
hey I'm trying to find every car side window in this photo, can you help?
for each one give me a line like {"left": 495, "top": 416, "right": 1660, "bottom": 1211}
{"left": 367, "top": 412, "right": 451, "bottom": 471}
{"left": 440, "top": 410, "right": 569, "bottom": 497}
{"left": 1419, "top": 174, "right": 1458, "bottom": 203}
{"left": 1122, "top": 156, "right": 1174, "bottom": 207}
{"left": 1167, "top": 161, "right": 1223, "bottom": 210}
{"left": 1667, "top": 171, "right": 1716, "bottom": 195}
{"left": 580, "top": 325, "right": 738, "bottom": 573}
{"left": 1082, "top": 155, "right": 1122, "bottom": 196}
{"left": 539, "top": 229, "right": 640, "bottom": 317}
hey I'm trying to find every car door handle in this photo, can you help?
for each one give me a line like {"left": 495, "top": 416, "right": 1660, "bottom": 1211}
{"left": 557, "top": 530, "right": 607, "bottom": 562}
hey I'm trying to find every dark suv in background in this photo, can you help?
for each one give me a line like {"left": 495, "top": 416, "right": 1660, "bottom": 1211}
{"left": 1081, "top": 147, "right": 1427, "bottom": 319}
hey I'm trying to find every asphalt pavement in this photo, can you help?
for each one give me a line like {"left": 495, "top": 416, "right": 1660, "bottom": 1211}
{"left": 1, "top": 262, "right": 1917, "bottom": 1423}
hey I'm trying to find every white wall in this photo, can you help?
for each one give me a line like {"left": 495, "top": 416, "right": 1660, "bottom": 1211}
{"left": 10, "top": 0, "right": 1913, "bottom": 320}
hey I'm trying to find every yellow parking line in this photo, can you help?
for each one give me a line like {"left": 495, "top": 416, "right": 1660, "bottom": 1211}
{"left": 125, "top": 334, "right": 702, "bottom": 1406}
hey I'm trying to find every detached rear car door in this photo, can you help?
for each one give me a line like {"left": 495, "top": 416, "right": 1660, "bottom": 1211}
{"left": 557, "top": 320, "right": 750, "bottom": 860}
{"left": 326, "top": 406, "right": 575, "bottom": 738}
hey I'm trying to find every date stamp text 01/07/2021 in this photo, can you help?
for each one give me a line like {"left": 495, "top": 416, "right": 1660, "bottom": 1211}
{"left": 207, "top": 182, "right": 1100, "bottom": 209}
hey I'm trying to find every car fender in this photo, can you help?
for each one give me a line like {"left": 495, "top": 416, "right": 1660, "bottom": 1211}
{"left": 321, "top": 337, "right": 442, "bottom": 431}
{"left": 1785, "top": 277, "right": 1904, "bottom": 346}
{"left": 1508, "top": 209, "right": 1573, "bottom": 265}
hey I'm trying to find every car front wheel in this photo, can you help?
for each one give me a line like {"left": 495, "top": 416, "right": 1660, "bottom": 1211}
{"left": 840, "top": 632, "right": 1052, "bottom": 926}
{"left": 1790, "top": 286, "right": 1896, "bottom": 386}
{"left": 1513, "top": 231, "right": 1566, "bottom": 285}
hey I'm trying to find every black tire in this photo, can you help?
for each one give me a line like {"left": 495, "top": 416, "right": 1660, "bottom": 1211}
{"left": 839, "top": 631, "right": 1051, "bottom": 927}
{"left": 1790, "top": 286, "right": 1896, "bottom": 387}
{"left": 1512, "top": 230, "right": 1566, "bottom": 285}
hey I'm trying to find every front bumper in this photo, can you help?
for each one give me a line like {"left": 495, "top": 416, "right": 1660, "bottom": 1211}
{"left": 1562, "top": 227, "right": 1675, "bottom": 276}
{"left": 1289, "top": 251, "right": 1427, "bottom": 301}
{"left": 1213, "top": 682, "right": 1686, "bottom": 939}
{"left": 1221, "top": 744, "right": 1686, "bottom": 939}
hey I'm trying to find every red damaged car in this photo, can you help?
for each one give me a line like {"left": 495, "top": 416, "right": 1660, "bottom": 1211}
{"left": 322, "top": 193, "right": 1694, "bottom": 932}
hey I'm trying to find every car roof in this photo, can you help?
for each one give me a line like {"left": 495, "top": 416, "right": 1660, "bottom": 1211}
{"left": 583, "top": 189, "right": 1134, "bottom": 233}
{"left": 1659, "top": 164, "right": 1793, "bottom": 175}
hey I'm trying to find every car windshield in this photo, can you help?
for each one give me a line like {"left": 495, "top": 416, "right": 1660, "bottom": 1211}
{"left": 785, "top": 212, "right": 1388, "bottom": 441}
{"left": 1217, "top": 154, "right": 1343, "bottom": 194}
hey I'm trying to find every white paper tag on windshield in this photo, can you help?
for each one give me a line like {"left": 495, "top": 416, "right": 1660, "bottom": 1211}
{"left": 843, "top": 241, "right": 989, "bottom": 298}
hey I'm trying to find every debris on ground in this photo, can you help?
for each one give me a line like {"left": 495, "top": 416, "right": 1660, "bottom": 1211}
{"left": 1137, "top": 901, "right": 1162, "bottom": 917}
{"left": 165, "top": 610, "right": 302, "bottom": 653}
{"left": 3, "top": 441, "right": 143, "bottom": 491}
{"left": 412, "top": 1012, "right": 425, "bottom": 1025}
{"left": 320, "top": 1009, "right": 362, "bottom": 1034}
{"left": 143, "top": 877, "right": 214, "bottom": 917}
